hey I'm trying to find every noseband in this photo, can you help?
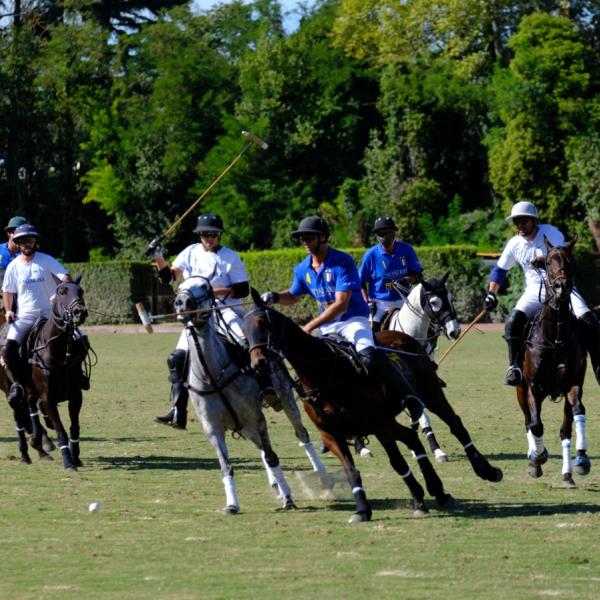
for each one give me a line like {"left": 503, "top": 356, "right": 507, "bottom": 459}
{"left": 53, "top": 283, "right": 87, "bottom": 329}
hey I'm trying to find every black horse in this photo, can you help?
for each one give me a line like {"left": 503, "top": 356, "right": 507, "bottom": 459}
{"left": 21, "top": 277, "right": 90, "bottom": 471}
{"left": 244, "top": 289, "right": 458, "bottom": 523}
{"left": 517, "top": 239, "right": 590, "bottom": 484}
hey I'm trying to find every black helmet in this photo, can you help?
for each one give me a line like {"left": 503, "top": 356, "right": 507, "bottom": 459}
{"left": 291, "top": 216, "right": 330, "bottom": 238}
{"left": 13, "top": 223, "right": 40, "bottom": 241}
{"left": 5, "top": 216, "right": 27, "bottom": 232}
{"left": 193, "top": 212, "right": 224, "bottom": 234}
{"left": 372, "top": 215, "right": 397, "bottom": 234}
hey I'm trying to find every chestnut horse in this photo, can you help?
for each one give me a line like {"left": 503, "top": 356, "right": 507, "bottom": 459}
{"left": 518, "top": 239, "right": 590, "bottom": 485}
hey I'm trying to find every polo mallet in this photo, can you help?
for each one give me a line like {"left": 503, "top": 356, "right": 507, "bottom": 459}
{"left": 146, "top": 130, "right": 269, "bottom": 253}
{"left": 135, "top": 301, "right": 252, "bottom": 334}
{"left": 437, "top": 308, "right": 488, "bottom": 365}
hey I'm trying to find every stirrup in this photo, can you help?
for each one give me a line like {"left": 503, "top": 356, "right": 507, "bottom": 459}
{"left": 7, "top": 383, "right": 24, "bottom": 407}
{"left": 261, "top": 387, "right": 282, "bottom": 412}
{"left": 504, "top": 366, "right": 522, "bottom": 386}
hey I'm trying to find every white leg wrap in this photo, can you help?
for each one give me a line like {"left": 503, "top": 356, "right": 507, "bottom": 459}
{"left": 561, "top": 439, "right": 571, "bottom": 475}
{"left": 270, "top": 465, "right": 291, "bottom": 498}
{"left": 419, "top": 412, "right": 431, "bottom": 429}
{"left": 299, "top": 441, "right": 326, "bottom": 473}
{"left": 222, "top": 474, "right": 238, "bottom": 508}
{"left": 352, "top": 486, "right": 364, "bottom": 494}
{"left": 574, "top": 414, "right": 587, "bottom": 451}
{"left": 527, "top": 430, "right": 544, "bottom": 458}
{"left": 261, "top": 450, "right": 277, "bottom": 487}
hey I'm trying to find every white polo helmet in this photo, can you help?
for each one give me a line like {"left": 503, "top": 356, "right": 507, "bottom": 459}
{"left": 506, "top": 201, "right": 538, "bottom": 223}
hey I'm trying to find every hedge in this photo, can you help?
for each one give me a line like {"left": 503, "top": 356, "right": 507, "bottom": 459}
{"left": 68, "top": 246, "right": 600, "bottom": 326}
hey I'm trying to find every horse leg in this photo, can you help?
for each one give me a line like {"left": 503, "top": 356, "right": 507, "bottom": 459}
{"left": 568, "top": 386, "right": 590, "bottom": 477}
{"left": 324, "top": 432, "right": 372, "bottom": 523}
{"left": 374, "top": 432, "right": 427, "bottom": 516}
{"left": 68, "top": 390, "right": 83, "bottom": 468}
{"left": 278, "top": 381, "right": 326, "bottom": 474}
{"left": 28, "top": 397, "right": 53, "bottom": 462}
{"left": 419, "top": 411, "right": 448, "bottom": 463}
{"left": 43, "top": 399, "right": 76, "bottom": 471}
{"left": 525, "top": 388, "right": 547, "bottom": 478}
{"left": 559, "top": 400, "right": 575, "bottom": 487}
{"left": 392, "top": 422, "right": 455, "bottom": 508}
{"left": 418, "top": 379, "right": 502, "bottom": 482}
{"left": 202, "top": 425, "right": 239, "bottom": 514}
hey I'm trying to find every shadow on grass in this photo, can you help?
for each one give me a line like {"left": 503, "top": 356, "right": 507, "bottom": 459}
{"left": 89, "top": 454, "right": 267, "bottom": 471}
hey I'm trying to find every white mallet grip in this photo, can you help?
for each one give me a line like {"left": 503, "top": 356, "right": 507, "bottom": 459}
{"left": 135, "top": 303, "right": 154, "bottom": 334}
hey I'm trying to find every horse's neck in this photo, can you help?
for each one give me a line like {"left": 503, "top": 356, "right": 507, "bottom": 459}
{"left": 539, "top": 298, "right": 571, "bottom": 344}
{"left": 396, "top": 285, "right": 429, "bottom": 339}
{"left": 188, "top": 323, "right": 230, "bottom": 373}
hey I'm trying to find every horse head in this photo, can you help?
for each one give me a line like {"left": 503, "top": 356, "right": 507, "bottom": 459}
{"left": 243, "top": 289, "right": 278, "bottom": 375}
{"left": 174, "top": 276, "right": 214, "bottom": 327}
{"left": 531, "top": 236, "right": 577, "bottom": 303}
{"left": 52, "top": 275, "right": 87, "bottom": 327}
{"left": 420, "top": 271, "right": 461, "bottom": 340}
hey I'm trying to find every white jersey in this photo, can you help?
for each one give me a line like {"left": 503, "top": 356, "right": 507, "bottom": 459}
{"left": 172, "top": 243, "right": 248, "bottom": 310}
{"left": 497, "top": 224, "right": 565, "bottom": 290}
{"left": 2, "top": 251, "right": 68, "bottom": 318}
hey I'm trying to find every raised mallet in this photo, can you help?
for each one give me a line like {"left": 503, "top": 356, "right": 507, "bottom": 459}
{"left": 146, "top": 130, "right": 269, "bottom": 252}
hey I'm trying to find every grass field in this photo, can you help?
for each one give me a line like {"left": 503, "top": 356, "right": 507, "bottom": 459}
{"left": 1, "top": 328, "right": 600, "bottom": 599}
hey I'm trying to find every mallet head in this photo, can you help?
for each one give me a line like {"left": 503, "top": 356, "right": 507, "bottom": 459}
{"left": 242, "top": 130, "right": 269, "bottom": 150}
{"left": 135, "top": 302, "right": 154, "bottom": 334}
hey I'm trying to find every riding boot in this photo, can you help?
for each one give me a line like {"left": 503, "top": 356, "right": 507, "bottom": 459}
{"left": 358, "top": 346, "right": 424, "bottom": 424}
{"left": 155, "top": 349, "right": 188, "bottom": 429}
{"left": 578, "top": 311, "right": 600, "bottom": 385}
{"left": 256, "top": 373, "right": 281, "bottom": 411}
{"left": 503, "top": 309, "right": 527, "bottom": 386}
{"left": 4, "top": 340, "right": 24, "bottom": 406}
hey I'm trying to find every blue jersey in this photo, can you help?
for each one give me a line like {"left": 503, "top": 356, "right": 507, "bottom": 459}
{"left": 0, "top": 242, "right": 18, "bottom": 271}
{"left": 358, "top": 241, "right": 422, "bottom": 301}
{"left": 290, "top": 247, "right": 369, "bottom": 323}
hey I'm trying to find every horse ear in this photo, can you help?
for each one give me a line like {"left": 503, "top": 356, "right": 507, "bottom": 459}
{"left": 250, "top": 287, "right": 263, "bottom": 306}
{"left": 74, "top": 272, "right": 83, "bottom": 285}
{"left": 52, "top": 274, "right": 62, "bottom": 287}
{"left": 440, "top": 270, "right": 450, "bottom": 284}
{"left": 531, "top": 256, "right": 546, "bottom": 270}
{"left": 543, "top": 235, "right": 554, "bottom": 250}
{"left": 565, "top": 235, "right": 577, "bottom": 252}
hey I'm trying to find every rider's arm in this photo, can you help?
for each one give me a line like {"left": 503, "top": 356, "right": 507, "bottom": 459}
{"left": 275, "top": 290, "right": 301, "bottom": 306}
{"left": 3, "top": 290, "right": 14, "bottom": 314}
{"left": 303, "top": 290, "right": 352, "bottom": 334}
{"left": 360, "top": 283, "right": 370, "bottom": 303}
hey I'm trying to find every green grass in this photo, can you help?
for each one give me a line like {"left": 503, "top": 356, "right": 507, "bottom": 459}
{"left": 1, "top": 329, "right": 600, "bottom": 599}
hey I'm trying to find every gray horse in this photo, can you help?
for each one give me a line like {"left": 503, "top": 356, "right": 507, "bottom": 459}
{"left": 174, "top": 277, "right": 296, "bottom": 514}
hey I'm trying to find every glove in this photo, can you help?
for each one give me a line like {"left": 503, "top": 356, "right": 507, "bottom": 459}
{"left": 483, "top": 291, "right": 498, "bottom": 311}
{"left": 5, "top": 310, "right": 16, "bottom": 323}
{"left": 260, "top": 291, "right": 280, "bottom": 306}
{"left": 145, "top": 238, "right": 163, "bottom": 259}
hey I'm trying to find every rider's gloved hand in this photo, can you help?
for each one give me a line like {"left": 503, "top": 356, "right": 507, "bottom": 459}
{"left": 5, "top": 310, "right": 16, "bottom": 323}
{"left": 145, "top": 239, "right": 163, "bottom": 260}
{"left": 483, "top": 291, "right": 498, "bottom": 311}
{"left": 260, "top": 291, "right": 280, "bottom": 306}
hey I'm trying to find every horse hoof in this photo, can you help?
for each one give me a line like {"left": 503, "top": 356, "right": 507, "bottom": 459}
{"left": 348, "top": 512, "right": 370, "bottom": 524}
{"left": 20, "top": 456, "right": 32, "bottom": 464}
{"left": 562, "top": 473, "right": 576, "bottom": 488}
{"left": 434, "top": 450, "right": 449, "bottom": 463}
{"left": 413, "top": 500, "right": 428, "bottom": 517}
{"left": 359, "top": 447, "right": 374, "bottom": 458}
{"left": 39, "top": 454, "right": 54, "bottom": 462}
{"left": 283, "top": 498, "right": 297, "bottom": 510}
{"left": 528, "top": 462, "right": 543, "bottom": 478}
{"left": 437, "top": 494, "right": 456, "bottom": 509}
{"left": 43, "top": 439, "right": 56, "bottom": 453}
{"left": 574, "top": 455, "right": 591, "bottom": 476}
{"left": 489, "top": 467, "right": 503, "bottom": 482}
{"left": 65, "top": 466, "right": 78, "bottom": 472}
{"left": 224, "top": 505, "right": 239, "bottom": 515}
{"left": 537, "top": 448, "right": 548, "bottom": 465}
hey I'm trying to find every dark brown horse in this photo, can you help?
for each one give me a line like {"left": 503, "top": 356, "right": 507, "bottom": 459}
{"left": 245, "top": 290, "right": 472, "bottom": 523}
{"left": 21, "top": 277, "right": 90, "bottom": 471}
{"left": 517, "top": 239, "right": 590, "bottom": 484}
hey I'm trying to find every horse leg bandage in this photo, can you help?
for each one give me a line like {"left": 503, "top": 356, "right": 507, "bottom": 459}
{"left": 574, "top": 414, "right": 587, "bottom": 451}
{"left": 561, "top": 439, "right": 571, "bottom": 475}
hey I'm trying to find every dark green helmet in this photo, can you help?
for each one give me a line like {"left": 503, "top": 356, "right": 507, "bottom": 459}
{"left": 5, "top": 216, "right": 27, "bottom": 232}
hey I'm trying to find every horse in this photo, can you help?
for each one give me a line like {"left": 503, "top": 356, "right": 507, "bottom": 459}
{"left": 21, "top": 276, "right": 91, "bottom": 471}
{"left": 382, "top": 271, "right": 461, "bottom": 462}
{"left": 244, "top": 289, "right": 463, "bottom": 523}
{"left": 517, "top": 239, "right": 590, "bottom": 485}
{"left": 173, "top": 277, "right": 297, "bottom": 514}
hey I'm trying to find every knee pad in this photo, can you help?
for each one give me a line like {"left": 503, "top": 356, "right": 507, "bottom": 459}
{"left": 504, "top": 309, "right": 527, "bottom": 342}
{"left": 167, "top": 349, "right": 188, "bottom": 383}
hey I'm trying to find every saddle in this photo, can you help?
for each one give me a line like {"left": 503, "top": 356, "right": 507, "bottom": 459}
{"left": 320, "top": 334, "right": 367, "bottom": 377}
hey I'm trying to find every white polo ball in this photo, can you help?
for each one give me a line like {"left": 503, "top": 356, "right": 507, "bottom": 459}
{"left": 88, "top": 501, "right": 101, "bottom": 513}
